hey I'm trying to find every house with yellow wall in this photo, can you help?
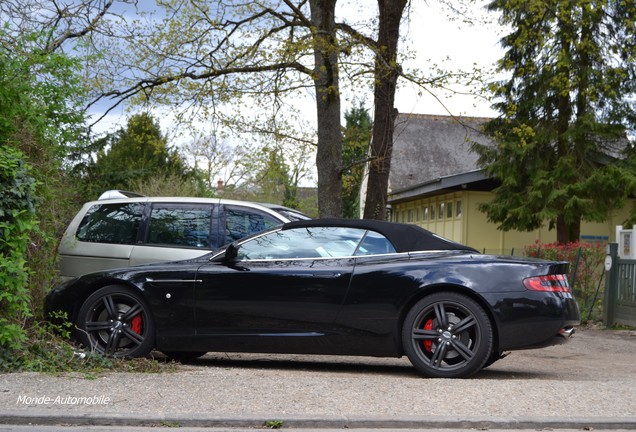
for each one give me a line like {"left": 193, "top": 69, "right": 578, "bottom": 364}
{"left": 379, "top": 113, "right": 631, "bottom": 254}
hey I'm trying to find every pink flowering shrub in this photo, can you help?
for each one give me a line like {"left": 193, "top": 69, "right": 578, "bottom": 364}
{"left": 524, "top": 241, "right": 606, "bottom": 322}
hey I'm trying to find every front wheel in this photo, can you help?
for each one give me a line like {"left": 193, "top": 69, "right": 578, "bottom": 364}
{"left": 402, "top": 292, "right": 493, "bottom": 378}
{"left": 77, "top": 285, "right": 155, "bottom": 358}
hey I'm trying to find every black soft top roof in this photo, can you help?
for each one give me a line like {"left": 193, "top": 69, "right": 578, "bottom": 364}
{"left": 282, "top": 218, "right": 478, "bottom": 254}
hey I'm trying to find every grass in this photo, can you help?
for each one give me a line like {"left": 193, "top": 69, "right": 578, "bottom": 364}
{"left": 264, "top": 420, "right": 284, "bottom": 429}
{"left": 0, "top": 320, "right": 179, "bottom": 375}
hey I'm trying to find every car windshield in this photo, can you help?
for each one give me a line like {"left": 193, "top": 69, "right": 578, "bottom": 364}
{"left": 235, "top": 226, "right": 395, "bottom": 260}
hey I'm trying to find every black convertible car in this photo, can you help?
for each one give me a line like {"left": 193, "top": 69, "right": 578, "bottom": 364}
{"left": 46, "top": 219, "right": 580, "bottom": 378}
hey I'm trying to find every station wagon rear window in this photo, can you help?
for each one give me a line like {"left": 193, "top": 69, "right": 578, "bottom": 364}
{"left": 76, "top": 203, "right": 144, "bottom": 245}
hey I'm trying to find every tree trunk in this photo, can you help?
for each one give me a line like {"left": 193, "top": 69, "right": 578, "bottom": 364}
{"left": 556, "top": 215, "right": 581, "bottom": 244}
{"left": 310, "top": 0, "right": 342, "bottom": 218}
{"left": 554, "top": 1, "right": 574, "bottom": 243}
{"left": 363, "top": 0, "right": 408, "bottom": 220}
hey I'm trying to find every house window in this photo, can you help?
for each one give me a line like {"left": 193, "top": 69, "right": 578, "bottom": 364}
{"left": 430, "top": 205, "right": 435, "bottom": 220}
{"left": 456, "top": 200, "right": 462, "bottom": 218}
{"left": 438, "top": 203, "right": 444, "bottom": 219}
{"left": 408, "top": 209, "right": 414, "bottom": 222}
{"left": 415, "top": 208, "right": 420, "bottom": 222}
{"left": 423, "top": 207, "right": 429, "bottom": 221}
{"left": 446, "top": 202, "right": 453, "bottom": 219}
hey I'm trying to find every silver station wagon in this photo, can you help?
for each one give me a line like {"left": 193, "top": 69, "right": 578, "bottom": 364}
{"left": 57, "top": 191, "right": 310, "bottom": 280}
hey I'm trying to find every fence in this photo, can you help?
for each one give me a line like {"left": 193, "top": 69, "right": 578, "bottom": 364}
{"left": 605, "top": 243, "right": 636, "bottom": 327}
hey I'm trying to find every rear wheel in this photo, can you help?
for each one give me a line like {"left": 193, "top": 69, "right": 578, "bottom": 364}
{"left": 402, "top": 292, "right": 493, "bottom": 378}
{"left": 77, "top": 285, "right": 155, "bottom": 358}
{"left": 483, "top": 351, "right": 508, "bottom": 368}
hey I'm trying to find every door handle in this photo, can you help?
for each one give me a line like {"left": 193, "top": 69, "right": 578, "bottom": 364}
{"left": 313, "top": 272, "right": 342, "bottom": 278}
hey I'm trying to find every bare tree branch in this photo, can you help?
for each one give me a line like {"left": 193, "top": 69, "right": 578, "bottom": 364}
{"left": 44, "top": 0, "right": 115, "bottom": 53}
{"left": 87, "top": 60, "right": 314, "bottom": 126}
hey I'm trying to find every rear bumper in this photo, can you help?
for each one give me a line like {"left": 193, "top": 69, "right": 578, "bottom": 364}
{"left": 517, "top": 326, "right": 577, "bottom": 350}
{"left": 488, "top": 291, "right": 581, "bottom": 351}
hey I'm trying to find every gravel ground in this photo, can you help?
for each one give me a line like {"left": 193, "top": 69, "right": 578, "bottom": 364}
{"left": 0, "top": 328, "right": 635, "bottom": 423}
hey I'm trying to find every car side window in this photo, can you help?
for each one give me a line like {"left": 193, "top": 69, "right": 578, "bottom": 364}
{"left": 76, "top": 203, "right": 144, "bottom": 245}
{"left": 224, "top": 206, "right": 280, "bottom": 244}
{"left": 237, "top": 227, "right": 367, "bottom": 260}
{"left": 355, "top": 230, "right": 397, "bottom": 256}
{"left": 146, "top": 205, "right": 212, "bottom": 248}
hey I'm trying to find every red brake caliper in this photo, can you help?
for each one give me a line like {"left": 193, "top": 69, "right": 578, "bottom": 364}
{"left": 131, "top": 315, "right": 142, "bottom": 334}
{"left": 423, "top": 319, "right": 433, "bottom": 352}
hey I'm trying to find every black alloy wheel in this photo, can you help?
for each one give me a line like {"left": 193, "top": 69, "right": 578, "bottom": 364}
{"left": 77, "top": 285, "right": 155, "bottom": 358}
{"left": 402, "top": 292, "right": 493, "bottom": 378}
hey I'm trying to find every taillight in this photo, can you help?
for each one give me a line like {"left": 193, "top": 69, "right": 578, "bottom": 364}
{"left": 523, "top": 274, "right": 570, "bottom": 292}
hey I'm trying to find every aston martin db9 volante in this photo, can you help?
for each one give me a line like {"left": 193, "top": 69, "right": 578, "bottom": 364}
{"left": 45, "top": 219, "right": 580, "bottom": 378}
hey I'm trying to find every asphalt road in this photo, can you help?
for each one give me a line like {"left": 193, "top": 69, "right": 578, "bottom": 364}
{"left": 1, "top": 429, "right": 636, "bottom": 432}
{"left": 0, "top": 428, "right": 635, "bottom": 432}
{"left": 0, "top": 327, "right": 635, "bottom": 429}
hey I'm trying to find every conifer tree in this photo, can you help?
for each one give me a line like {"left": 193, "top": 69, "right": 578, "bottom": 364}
{"left": 342, "top": 103, "right": 372, "bottom": 218}
{"left": 475, "top": 0, "right": 636, "bottom": 243}
{"left": 89, "top": 113, "right": 190, "bottom": 194}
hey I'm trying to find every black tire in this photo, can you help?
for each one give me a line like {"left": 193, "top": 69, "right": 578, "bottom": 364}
{"left": 482, "top": 350, "right": 508, "bottom": 369}
{"left": 77, "top": 285, "right": 155, "bottom": 358}
{"left": 161, "top": 351, "right": 207, "bottom": 362}
{"left": 402, "top": 292, "right": 493, "bottom": 378}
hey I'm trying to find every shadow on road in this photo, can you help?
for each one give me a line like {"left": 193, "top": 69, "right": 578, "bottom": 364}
{"left": 164, "top": 351, "right": 559, "bottom": 380}
{"left": 187, "top": 354, "right": 419, "bottom": 377}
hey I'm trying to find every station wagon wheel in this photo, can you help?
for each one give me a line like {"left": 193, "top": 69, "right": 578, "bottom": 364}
{"left": 77, "top": 285, "right": 155, "bottom": 358}
{"left": 402, "top": 292, "right": 493, "bottom": 378}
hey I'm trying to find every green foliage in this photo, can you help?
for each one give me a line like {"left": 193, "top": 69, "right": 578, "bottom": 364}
{"left": 0, "top": 30, "right": 90, "bottom": 367}
{"left": 0, "top": 30, "right": 89, "bottom": 311}
{"left": 129, "top": 172, "right": 213, "bottom": 198}
{"left": 342, "top": 103, "right": 372, "bottom": 218}
{"left": 623, "top": 153, "right": 636, "bottom": 226}
{"left": 0, "top": 32, "right": 87, "bottom": 161}
{"left": 525, "top": 241, "right": 606, "bottom": 321}
{"left": 0, "top": 147, "right": 38, "bottom": 357}
{"left": 84, "top": 113, "right": 195, "bottom": 197}
{"left": 0, "top": 148, "right": 38, "bottom": 219}
{"left": 246, "top": 147, "right": 299, "bottom": 208}
{"left": 159, "top": 421, "right": 182, "bottom": 428}
{"left": 264, "top": 420, "right": 284, "bottom": 429}
{"left": 220, "top": 136, "right": 317, "bottom": 215}
{"left": 477, "top": 0, "right": 636, "bottom": 242}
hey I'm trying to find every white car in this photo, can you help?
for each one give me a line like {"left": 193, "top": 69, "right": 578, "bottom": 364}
{"left": 57, "top": 190, "right": 310, "bottom": 280}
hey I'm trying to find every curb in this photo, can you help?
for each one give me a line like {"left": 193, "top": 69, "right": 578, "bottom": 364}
{"left": 1, "top": 411, "right": 636, "bottom": 429}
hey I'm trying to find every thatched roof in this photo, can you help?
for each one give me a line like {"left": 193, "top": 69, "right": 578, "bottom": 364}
{"left": 388, "top": 114, "right": 495, "bottom": 203}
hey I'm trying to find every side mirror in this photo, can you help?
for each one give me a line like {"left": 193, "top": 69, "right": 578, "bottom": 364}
{"left": 224, "top": 242, "right": 239, "bottom": 262}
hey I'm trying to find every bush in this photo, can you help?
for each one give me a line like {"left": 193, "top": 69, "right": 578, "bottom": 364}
{"left": 0, "top": 147, "right": 38, "bottom": 356}
{"left": 524, "top": 241, "right": 606, "bottom": 322}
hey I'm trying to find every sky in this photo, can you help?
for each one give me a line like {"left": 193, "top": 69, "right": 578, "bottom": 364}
{"left": 392, "top": 1, "right": 502, "bottom": 118}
